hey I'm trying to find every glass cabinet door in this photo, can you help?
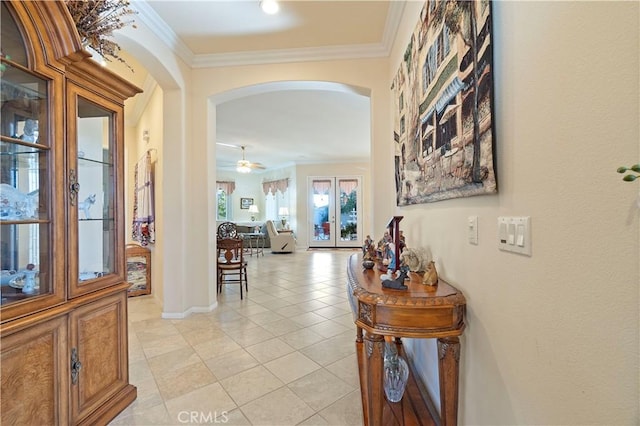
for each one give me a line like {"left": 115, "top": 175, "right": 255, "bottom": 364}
{"left": 68, "top": 87, "right": 124, "bottom": 297}
{"left": 0, "top": 56, "right": 51, "bottom": 307}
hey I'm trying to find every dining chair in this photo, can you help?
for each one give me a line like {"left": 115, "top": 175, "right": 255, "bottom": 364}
{"left": 217, "top": 221, "right": 238, "bottom": 239}
{"left": 216, "top": 237, "right": 248, "bottom": 299}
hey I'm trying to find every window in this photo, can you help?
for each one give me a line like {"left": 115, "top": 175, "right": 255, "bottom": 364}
{"left": 216, "top": 189, "right": 232, "bottom": 220}
{"left": 265, "top": 188, "right": 289, "bottom": 222}
{"left": 262, "top": 178, "right": 290, "bottom": 224}
{"left": 216, "top": 181, "right": 235, "bottom": 220}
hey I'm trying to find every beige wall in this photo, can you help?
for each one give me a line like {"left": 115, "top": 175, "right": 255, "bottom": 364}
{"left": 387, "top": 1, "right": 639, "bottom": 424}
{"left": 125, "top": 85, "right": 164, "bottom": 306}
{"left": 116, "top": 0, "right": 639, "bottom": 421}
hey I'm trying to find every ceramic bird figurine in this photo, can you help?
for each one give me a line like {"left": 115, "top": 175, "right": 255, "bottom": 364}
{"left": 422, "top": 261, "right": 438, "bottom": 286}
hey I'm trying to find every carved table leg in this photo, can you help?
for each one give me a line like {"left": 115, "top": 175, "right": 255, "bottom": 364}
{"left": 356, "top": 326, "right": 363, "bottom": 343}
{"left": 364, "top": 331, "right": 385, "bottom": 426}
{"left": 438, "top": 336, "right": 461, "bottom": 426}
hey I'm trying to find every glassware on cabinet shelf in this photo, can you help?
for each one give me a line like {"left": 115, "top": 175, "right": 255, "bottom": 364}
{"left": 0, "top": 223, "right": 49, "bottom": 304}
{"left": 0, "top": 49, "right": 50, "bottom": 306}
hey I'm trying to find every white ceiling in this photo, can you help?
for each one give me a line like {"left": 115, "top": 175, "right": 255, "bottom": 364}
{"left": 129, "top": 0, "right": 401, "bottom": 172}
{"left": 144, "top": 0, "right": 391, "bottom": 56}
{"left": 216, "top": 87, "right": 372, "bottom": 170}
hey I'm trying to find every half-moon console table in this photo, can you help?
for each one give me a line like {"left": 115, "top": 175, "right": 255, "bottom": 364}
{"left": 346, "top": 253, "right": 466, "bottom": 426}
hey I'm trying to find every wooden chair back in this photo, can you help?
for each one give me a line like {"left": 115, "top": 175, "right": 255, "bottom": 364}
{"left": 216, "top": 237, "right": 248, "bottom": 299}
{"left": 217, "top": 237, "right": 243, "bottom": 265}
{"left": 217, "top": 221, "right": 238, "bottom": 239}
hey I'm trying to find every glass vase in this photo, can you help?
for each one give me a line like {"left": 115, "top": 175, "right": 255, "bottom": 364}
{"left": 383, "top": 342, "right": 409, "bottom": 403}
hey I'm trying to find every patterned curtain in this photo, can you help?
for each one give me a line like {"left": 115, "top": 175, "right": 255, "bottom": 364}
{"left": 339, "top": 179, "right": 358, "bottom": 195}
{"left": 262, "top": 178, "right": 289, "bottom": 195}
{"left": 312, "top": 179, "right": 332, "bottom": 194}
{"left": 216, "top": 181, "right": 235, "bottom": 195}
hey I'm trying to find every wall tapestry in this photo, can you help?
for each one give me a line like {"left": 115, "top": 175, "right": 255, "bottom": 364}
{"left": 392, "top": 0, "right": 497, "bottom": 205}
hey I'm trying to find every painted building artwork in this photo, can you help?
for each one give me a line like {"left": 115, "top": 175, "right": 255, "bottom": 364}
{"left": 393, "top": 0, "right": 497, "bottom": 205}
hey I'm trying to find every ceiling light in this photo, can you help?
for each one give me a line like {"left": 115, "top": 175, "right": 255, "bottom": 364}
{"left": 237, "top": 160, "right": 251, "bottom": 173}
{"left": 260, "top": 0, "right": 279, "bottom": 15}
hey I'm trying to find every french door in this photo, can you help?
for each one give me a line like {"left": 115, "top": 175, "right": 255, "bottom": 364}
{"left": 308, "top": 176, "right": 362, "bottom": 248}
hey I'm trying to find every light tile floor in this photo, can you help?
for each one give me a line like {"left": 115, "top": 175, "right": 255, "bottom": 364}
{"left": 110, "top": 249, "right": 363, "bottom": 426}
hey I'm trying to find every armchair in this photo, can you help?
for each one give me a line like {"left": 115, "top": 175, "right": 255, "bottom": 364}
{"left": 266, "top": 220, "right": 295, "bottom": 253}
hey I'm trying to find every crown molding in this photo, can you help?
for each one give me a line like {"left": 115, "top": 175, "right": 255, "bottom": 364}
{"left": 192, "top": 42, "right": 388, "bottom": 68}
{"left": 381, "top": 1, "right": 406, "bottom": 53}
{"left": 134, "top": 1, "right": 406, "bottom": 69}
{"left": 131, "top": 0, "right": 194, "bottom": 65}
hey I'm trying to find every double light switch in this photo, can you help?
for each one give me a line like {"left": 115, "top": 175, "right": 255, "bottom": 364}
{"left": 498, "top": 216, "right": 531, "bottom": 256}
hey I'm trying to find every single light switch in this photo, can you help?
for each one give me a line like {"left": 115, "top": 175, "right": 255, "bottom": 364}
{"left": 507, "top": 223, "right": 516, "bottom": 245}
{"left": 468, "top": 215, "right": 478, "bottom": 245}
{"left": 516, "top": 224, "right": 525, "bottom": 247}
{"left": 499, "top": 221, "right": 507, "bottom": 244}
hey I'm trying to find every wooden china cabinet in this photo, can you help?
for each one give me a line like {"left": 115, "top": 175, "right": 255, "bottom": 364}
{"left": 0, "top": 1, "right": 141, "bottom": 424}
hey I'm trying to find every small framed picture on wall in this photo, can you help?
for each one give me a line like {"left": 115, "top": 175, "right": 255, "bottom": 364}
{"left": 240, "top": 198, "right": 253, "bottom": 209}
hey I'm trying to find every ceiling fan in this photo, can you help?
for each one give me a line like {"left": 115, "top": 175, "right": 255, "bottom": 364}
{"left": 233, "top": 145, "right": 266, "bottom": 173}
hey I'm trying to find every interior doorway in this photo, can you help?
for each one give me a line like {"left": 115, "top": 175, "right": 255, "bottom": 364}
{"left": 308, "top": 176, "right": 362, "bottom": 248}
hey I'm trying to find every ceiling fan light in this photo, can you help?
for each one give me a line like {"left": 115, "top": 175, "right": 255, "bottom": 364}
{"left": 260, "top": 0, "right": 279, "bottom": 15}
{"left": 237, "top": 160, "right": 252, "bottom": 173}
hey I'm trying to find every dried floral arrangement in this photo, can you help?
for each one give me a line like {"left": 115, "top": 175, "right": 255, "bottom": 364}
{"left": 65, "top": 0, "right": 137, "bottom": 71}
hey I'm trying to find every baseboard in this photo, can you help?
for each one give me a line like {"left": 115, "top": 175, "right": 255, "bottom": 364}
{"left": 161, "top": 301, "right": 218, "bottom": 319}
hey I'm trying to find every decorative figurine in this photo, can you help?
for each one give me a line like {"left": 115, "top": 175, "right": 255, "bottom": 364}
{"left": 78, "top": 194, "right": 96, "bottom": 219}
{"left": 386, "top": 242, "right": 396, "bottom": 271}
{"left": 398, "top": 230, "right": 406, "bottom": 252}
{"left": 366, "top": 243, "right": 377, "bottom": 262}
{"left": 376, "top": 231, "right": 392, "bottom": 260}
{"left": 362, "top": 235, "right": 373, "bottom": 254}
{"left": 363, "top": 235, "right": 375, "bottom": 260}
{"left": 422, "top": 261, "right": 438, "bottom": 286}
{"left": 362, "top": 235, "right": 376, "bottom": 269}
{"left": 382, "top": 268, "right": 409, "bottom": 290}
{"left": 0, "top": 184, "right": 39, "bottom": 220}
{"left": 399, "top": 247, "right": 430, "bottom": 273}
{"left": 19, "top": 119, "right": 38, "bottom": 143}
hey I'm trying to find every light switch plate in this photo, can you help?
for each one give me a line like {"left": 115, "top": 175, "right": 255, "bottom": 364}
{"left": 468, "top": 216, "right": 478, "bottom": 245}
{"left": 498, "top": 216, "right": 531, "bottom": 256}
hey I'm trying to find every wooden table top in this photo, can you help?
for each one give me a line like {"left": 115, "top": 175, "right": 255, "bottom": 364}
{"left": 347, "top": 253, "right": 466, "bottom": 305}
{"left": 347, "top": 253, "right": 466, "bottom": 338}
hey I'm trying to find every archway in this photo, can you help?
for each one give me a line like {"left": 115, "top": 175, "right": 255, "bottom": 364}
{"left": 210, "top": 81, "right": 372, "bottom": 251}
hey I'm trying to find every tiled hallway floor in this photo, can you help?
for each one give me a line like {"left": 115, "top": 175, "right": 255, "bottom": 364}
{"left": 110, "top": 249, "right": 363, "bottom": 426}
